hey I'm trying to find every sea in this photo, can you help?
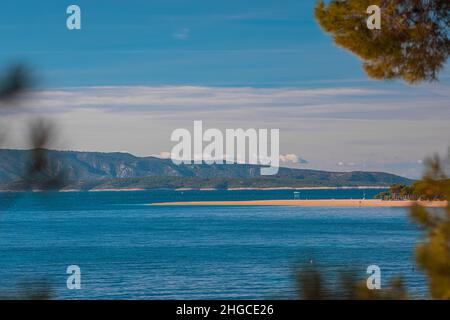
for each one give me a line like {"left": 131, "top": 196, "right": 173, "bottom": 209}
{"left": 0, "top": 188, "right": 428, "bottom": 299}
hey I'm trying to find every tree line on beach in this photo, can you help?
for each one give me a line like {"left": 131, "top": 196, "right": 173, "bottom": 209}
{"left": 375, "top": 177, "right": 449, "bottom": 201}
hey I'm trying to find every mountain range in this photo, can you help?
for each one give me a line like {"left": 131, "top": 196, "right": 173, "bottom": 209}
{"left": 0, "top": 149, "right": 413, "bottom": 191}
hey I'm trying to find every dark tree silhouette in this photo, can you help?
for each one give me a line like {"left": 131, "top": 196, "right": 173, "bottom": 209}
{"left": 0, "top": 64, "right": 31, "bottom": 103}
{"left": 410, "top": 152, "right": 450, "bottom": 299}
{"left": 315, "top": 0, "right": 450, "bottom": 84}
{"left": 0, "top": 64, "right": 66, "bottom": 192}
{"left": 296, "top": 264, "right": 408, "bottom": 300}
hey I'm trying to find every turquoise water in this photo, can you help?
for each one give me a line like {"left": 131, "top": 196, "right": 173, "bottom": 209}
{"left": 0, "top": 189, "right": 427, "bottom": 299}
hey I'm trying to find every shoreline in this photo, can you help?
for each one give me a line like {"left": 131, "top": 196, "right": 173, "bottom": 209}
{"left": 151, "top": 199, "right": 448, "bottom": 207}
{"left": 225, "top": 186, "right": 388, "bottom": 191}
{"left": 175, "top": 186, "right": 388, "bottom": 191}
{"left": 0, "top": 186, "right": 389, "bottom": 193}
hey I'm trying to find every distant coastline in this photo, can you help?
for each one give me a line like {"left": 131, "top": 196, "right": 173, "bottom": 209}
{"left": 0, "top": 186, "right": 389, "bottom": 193}
{"left": 89, "top": 185, "right": 389, "bottom": 192}
{"left": 0, "top": 149, "right": 413, "bottom": 192}
{"left": 151, "top": 199, "right": 448, "bottom": 207}
{"left": 219, "top": 186, "right": 387, "bottom": 191}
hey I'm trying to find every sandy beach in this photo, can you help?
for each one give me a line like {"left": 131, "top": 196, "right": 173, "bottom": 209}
{"left": 151, "top": 199, "right": 448, "bottom": 207}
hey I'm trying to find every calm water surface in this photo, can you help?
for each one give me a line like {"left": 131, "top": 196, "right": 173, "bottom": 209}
{"left": 0, "top": 189, "right": 427, "bottom": 299}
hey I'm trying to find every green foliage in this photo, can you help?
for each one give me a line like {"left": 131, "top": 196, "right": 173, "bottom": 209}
{"left": 376, "top": 183, "right": 414, "bottom": 200}
{"left": 298, "top": 151, "right": 450, "bottom": 300}
{"left": 375, "top": 178, "right": 448, "bottom": 201}
{"left": 409, "top": 153, "right": 450, "bottom": 299}
{"left": 0, "top": 279, "right": 53, "bottom": 300}
{"left": 0, "top": 149, "right": 413, "bottom": 191}
{"left": 374, "top": 191, "right": 389, "bottom": 199}
{"left": 315, "top": 0, "right": 450, "bottom": 84}
{"left": 296, "top": 265, "right": 408, "bottom": 300}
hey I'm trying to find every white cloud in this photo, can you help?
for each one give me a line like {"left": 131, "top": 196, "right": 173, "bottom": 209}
{"left": 172, "top": 28, "right": 190, "bottom": 40}
{"left": 158, "top": 151, "right": 171, "bottom": 159}
{"left": 24, "top": 86, "right": 388, "bottom": 114}
{"left": 279, "top": 153, "right": 299, "bottom": 163}
{"left": 22, "top": 84, "right": 449, "bottom": 123}
{"left": 2, "top": 84, "right": 449, "bottom": 178}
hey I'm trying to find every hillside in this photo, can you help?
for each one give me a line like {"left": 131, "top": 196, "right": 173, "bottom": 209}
{"left": 0, "top": 149, "right": 414, "bottom": 191}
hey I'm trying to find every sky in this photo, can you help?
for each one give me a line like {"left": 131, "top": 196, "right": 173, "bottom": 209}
{"left": 0, "top": 0, "right": 449, "bottom": 178}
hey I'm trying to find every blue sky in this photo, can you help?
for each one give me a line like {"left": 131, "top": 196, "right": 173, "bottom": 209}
{"left": 0, "top": 0, "right": 371, "bottom": 87}
{"left": 1, "top": 0, "right": 449, "bottom": 178}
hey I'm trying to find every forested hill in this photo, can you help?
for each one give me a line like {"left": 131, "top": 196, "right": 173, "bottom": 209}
{"left": 0, "top": 149, "right": 413, "bottom": 191}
